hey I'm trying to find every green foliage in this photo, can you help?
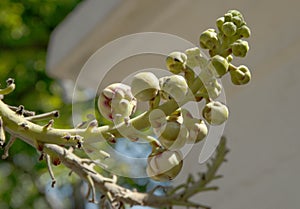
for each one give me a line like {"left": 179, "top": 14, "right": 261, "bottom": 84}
{"left": 0, "top": 1, "right": 82, "bottom": 208}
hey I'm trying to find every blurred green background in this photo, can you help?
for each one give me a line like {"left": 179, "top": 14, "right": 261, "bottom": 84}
{"left": 0, "top": 1, "right": 87, "bottom": 208}
{"left": 0, "top": 1, "right": 158, "bottom": 208}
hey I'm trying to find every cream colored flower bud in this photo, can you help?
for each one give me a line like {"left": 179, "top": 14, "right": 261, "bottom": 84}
{"left": 202, "top": 101, "right": 229, "bottom": 125}
{"left": 98, "top": 83, "right": 136, "bottom": 121}
{"left": 131, "top": 72, "right": 160, "bottom": 101}
{"left": 159, "top": 75, "right": 188, "bottom": 102}
{"left": 185, "top": 47, "right": 202, "bottom": 69}
{"left": 166, "top": 52, "right": 187, "bottom": 74}
{"left": 181, "top": 109, "right": 208, "bottom": 144}
{"left": 146, "top": 150, "right": 183, "bottom": 181}
{"left": 158, "top": 121, "right": 188, "bottom": 150}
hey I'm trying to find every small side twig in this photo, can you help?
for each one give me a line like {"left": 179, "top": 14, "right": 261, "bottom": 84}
{"left": 26, "top": 111, "right": 59, "bottom": 121}
{"left": 2, "top": 136, "right": 16, "bottom": 159}
{"left": 45, "top": 154, "right": 57, "bottom": 188}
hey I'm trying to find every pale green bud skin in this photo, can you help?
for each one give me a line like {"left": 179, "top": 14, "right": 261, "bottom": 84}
{"left": 159, "top": 75, "right": 188, "bottom": 102}
{"left": 149, "top": 109, "right": 167, "bottom": 129}
{"left": 202, "top": 78, "right": 222, "bottom": 99}
{"left": 232, "top": 16, "right": 244, "bottom": 27}
{"left": 158, "top": 121, "right": 188, "bottom": 150}
{"left": 227, "top": 55, "right": 233, "bottom": 62}
{"left": 211, "top": 55, "right": 229, "bottom": 77}
{"left": 181, "top": 109, "right": 208, "bottom": 143}
{"left": 166, "top": 52, "right": 187, "bottom": 74}
{"left": 146, "top": 150, "right": 183, "bottom": 181}
{"left": 231, "top": 40, "right": 249, "bottom": 57}
{"left": 216, "top": 17, "right": 225, "bottom": 31}
{"left": 202, "top": 101, "right": 229, "bottom": 125}
{"left": 199, "top": 29, "right": 219, "bottom": 50}
{"left": 230, "top": 65, "right": 251, "bottom": 85}
{"left": 131, "top": 72, "right": 160, "bottom": 101}
{"left": 224, "top": 13, "right": 233, "bottom": 22}
{"left": 185, "top": 47, "right": 202, "bottom": 68}
{"left": 222, "top": 22, "right": 237, "bottom": 37}
{"left": 98, "top": 83, "right": 136, "bottom": 121}
{"left": 238, "top": 25, "right": 251, "bottom": 38}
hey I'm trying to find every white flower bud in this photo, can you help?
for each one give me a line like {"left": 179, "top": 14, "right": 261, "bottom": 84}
{"left": 131, "top": 72, "right": 160, "bottom": 101}
{"left": 159, "top": 75, "right": 188, "bottom": 102}
{"left": 97, "top": 83, "right": 136, "bottom": 122}
{"left": 146, "top": 150, "right": 183, "bottom": 181}
{"left": 202, "top": 101, "right": 229, "bottom": 125}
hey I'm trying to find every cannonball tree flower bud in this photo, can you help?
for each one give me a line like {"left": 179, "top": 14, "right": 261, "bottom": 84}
{"left": 131, "top": 72, "right": 160, "bottom": 101}
{"left": 222, "top": 22, "right": 237, "bottom": 37}
{"left": 202, "top": 78, "right": 222, "bottom": 99}
{"left": 166, "top": 52, "right": 187, "bottom": 74}
{"left": 216, "top": 17, "right": 225, "bottom": 31}
{"left": 146, "top": 150, "right": 183, "bottom": 181}
{"left": 202, "top": 101, "right": 229, "bottom": 125}
{"left": 97, "top": 83, "right": 136, "bottom": 121}
{"left": 230, "top": 65, "right": 251, "bottom": 85}
{"left": 158, "top": 120, "right": 188, "bottom": 150}
{"left": 199, "top": 29, "right": 219, "bottom": 50}
{"left": 185, "top": 47, "right": 203, "bottom": 69}
{"left": 159, "top": 75, "right": 188, "bottom": 102}
{"left": 181, "top": 109, "right": 208, "bottom": 144}
{"left": 237, "top": 25, "right": 251, "bottom": 38}
{"left": 231, "top": 40, "right": 249, "bottom": 57}
{"left": 211, "top": 55, "right": 229, "bottom": 77}
{"left": 149, "top": 109, "right": 167, "bottom": 129}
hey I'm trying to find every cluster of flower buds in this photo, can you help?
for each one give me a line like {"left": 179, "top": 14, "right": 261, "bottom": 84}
{"left": 96, "top": 10, "right": 251, "bottom": 182}
{"left": 147, "top": 108, "right": 208, "bottom": 181}
{"left": 97, "top": 83, "right": 137, "bottom": 124}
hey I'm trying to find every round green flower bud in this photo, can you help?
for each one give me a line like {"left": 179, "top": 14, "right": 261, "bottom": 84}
{"left": 232, "top": 16, "right": 243, "bottom": 27}
{"left": 159, "top": 75, "right": 188, "bottom": 102}
{"left": 228, "top": 10, "right": 244, "bottom": 20}
{"left": 203, "top": 78, "right": 222, "bottom": 99}
{"left": 237, "top": 25, "right": 251, "bottom": 38}
{"left": 166, "top": 52, "right": 187, "bottom": 74}
{"left": 158, "top": 121, "right": 188, "bottom": 150}
{"left": 216, "top": 17, "right": 225, "bottom": 31}
{"left": 146, "top": 150, "right": 183, "bottom": 181}
{"left": 199, "top": 29, "right": 219, "bottom": 50}
{"left": 131, "top": 72, "right": 160, "bottom": 101}
{"left": 222, "top": 22, "right": 237, "bottom": 37}
{"left": 211, "top": 55, "right": 229, "bottom": 77}
{"left": 202, "top": 101, "right": 229, "bottom": 125}
{"left": 224, "top": 12, "right": 233, "bottom": 22}
{"left": 230, "top": 65, "right": 251, "bottom": 85}
{"left": 231, "top": 40, "right": 249, "bottom": 57}
{"left": 181, "top": 109, "right": 208, "bottom": 144}
{"left": 149, "top": 109, "right": 167, "bottom": 129}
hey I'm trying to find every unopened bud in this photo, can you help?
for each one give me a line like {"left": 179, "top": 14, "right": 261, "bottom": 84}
{"left": 146, "top": 150, "right": 183, "bottom": 181}
{"left": 131, "top": 72, "right": 160, "bottom": 101}
{"left": 202, "top": 101, "right": 229, "bottom": 125}
{"left": 166, "top": 52, "right": 187, "bottom": 74}
{"left": 231, "top": 40, "right": 249, "bottom": 57}
{"left": 199, "top": 29, "right": 219, "bottom": 50}
{"left": 159, "top": 75, "right": 188, "bottom": 102}
{"left": 222, "top": 22, "right": 237, "bottom": 37}
{"left": 230, "top": 65, "right": 251, "bottom": 85}
{"left": 211, "top": 55, "right": 229, "bottom": 77}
